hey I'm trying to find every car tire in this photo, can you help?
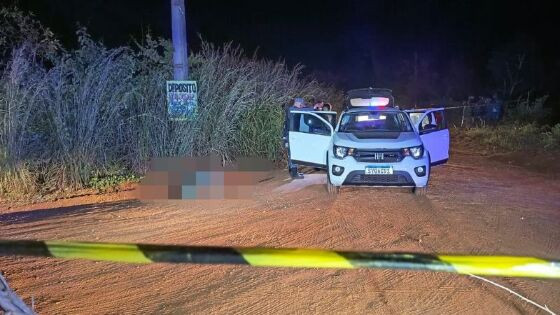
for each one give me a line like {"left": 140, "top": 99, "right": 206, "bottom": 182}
{"left": 413, "top": 154, "right": 431, "bottom": 196}
{"left": 326, "top": 154, "right": 340, "bottom": 195}
{"left": 413, "top": 186, "right": 427, "bottom": 196}
{"left": 327, "top": 176, "right": 340, "bottom": 195}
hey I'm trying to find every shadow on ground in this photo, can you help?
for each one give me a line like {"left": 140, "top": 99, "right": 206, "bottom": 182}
{"left": 0, "top": 200, "right": 142, "bottom": 225}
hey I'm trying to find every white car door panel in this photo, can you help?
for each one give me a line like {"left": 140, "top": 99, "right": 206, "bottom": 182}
{"left": 289, "top": 131, "right": 332, "bottom": 165}
{"left": 409, "top": 108, "right": 450, "bottom": 165}
{"left": 288, "top": 111, "right": 333, "bottom": 167}
{"left": 420, "top": 129, "right": 449, "bottom": 164}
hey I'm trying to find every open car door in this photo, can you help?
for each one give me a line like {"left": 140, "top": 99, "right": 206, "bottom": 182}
{"left": 405, "top": 108, "right": 450, "bottom": 166}
{"left": 315, "top": 111, "right": 337, "bottom": 128}
{"left": 288, "top": 110, "right": 334, "bottom": 168}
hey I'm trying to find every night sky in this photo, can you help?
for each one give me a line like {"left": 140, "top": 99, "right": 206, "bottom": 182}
{"left": 2, "top": 0, "right": 559, "bottom": 105}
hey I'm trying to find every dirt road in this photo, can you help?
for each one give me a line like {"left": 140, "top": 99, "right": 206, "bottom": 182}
{"left": 1, "top": 152, "right": 559, "bottom": 314}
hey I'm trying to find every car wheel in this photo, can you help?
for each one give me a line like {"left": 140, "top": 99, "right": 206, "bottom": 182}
{"left": 327, "top": 175, "right": 340, "bottom": 195}
{"left": 413, "top": 186, "right": 427, "bottom": 196}
{"left": 326, "top": 154, "right": 340, "bottom": 195}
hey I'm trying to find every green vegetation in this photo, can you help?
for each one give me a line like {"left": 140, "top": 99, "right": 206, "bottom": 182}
{"left": 459, "top": 123, "right": 560, "bottom": 152}
{"left": 88, "top": 173, "right": 141, "bottom": 193}
{"left": 454, "top": 95, "right": 559, "bottom": 153}
{"left": 0, "top": 8, "right": 341, "bottom": 198}
{"left": 505, "top": 94, "right": 551, "bottom": 124}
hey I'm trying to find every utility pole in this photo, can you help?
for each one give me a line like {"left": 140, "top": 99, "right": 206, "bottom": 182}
{"left": 413, "top": 51, "right": 418, "bottom": 108}
{"left": 167, "top": 0, "right": 196, "bottom": 120}
{"left": 171, "top": 0, "right": 188, "bottom": 80}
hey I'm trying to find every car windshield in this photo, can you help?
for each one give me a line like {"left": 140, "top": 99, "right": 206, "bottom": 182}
{"left": 339, "top": 111, "right": 413, "bottom": 132}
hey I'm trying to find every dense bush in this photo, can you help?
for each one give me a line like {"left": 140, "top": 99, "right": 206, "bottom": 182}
{"left": 462, "top": 123, "right": 560, "bottom": 152}
{"left": 504, "top": 94, "right": 550, "bottom": 123}
{"left": 0, "top": 8, "right": 342, "bottom": 197}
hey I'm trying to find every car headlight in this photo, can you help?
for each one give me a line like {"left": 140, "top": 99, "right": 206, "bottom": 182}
{"left": 409, "top": 146, "right": 423, "bottom": 159}
{"left": 334, "top": 145, "right": 348, "bottom": 159}
{"left": 402, "top": 145, "right": 424, "bottom": 159}
{"left": 334, "top": 145, "right": 354, "bottom": 159}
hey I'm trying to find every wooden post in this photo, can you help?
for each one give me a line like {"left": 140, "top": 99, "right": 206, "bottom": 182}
{"left": 171, "top": 0, "right": 188, "bottom": 80}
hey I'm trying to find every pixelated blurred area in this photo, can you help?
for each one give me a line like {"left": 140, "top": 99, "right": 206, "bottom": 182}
{"left": 137, "top": 156, "right": 274, "bottom": 200}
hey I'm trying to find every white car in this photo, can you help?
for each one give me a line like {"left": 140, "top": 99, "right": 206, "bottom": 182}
{"left": 286, "top": 89, "right": 449, "bottom": 195}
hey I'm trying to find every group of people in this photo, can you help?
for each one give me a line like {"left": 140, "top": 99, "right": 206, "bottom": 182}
{"left": 291, "top": 97, "right": 332, "bottom": 111}
{"left": 464, "top": 94, "right": 503, "bottom": 122}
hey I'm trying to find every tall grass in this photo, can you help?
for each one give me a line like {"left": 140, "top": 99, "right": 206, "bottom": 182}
{"left": 505, "top": 94, "right": 550, "bottom": 123}
{"left": 0, "top": 9, "right": 342, "bottom": 197}
{"left": 461, "top": 123, "right": 560, "bottom": 152}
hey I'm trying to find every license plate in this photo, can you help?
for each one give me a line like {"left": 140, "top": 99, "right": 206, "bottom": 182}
{"left": 365, "top": 166, "right": 393, "bottom": 175}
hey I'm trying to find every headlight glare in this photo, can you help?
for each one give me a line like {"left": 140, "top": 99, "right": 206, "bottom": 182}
{"left": 334, "top": 146, "right": 348, "bottom": 159}
{"left": 409, "top": 146, "right": 423, "bottom": 159}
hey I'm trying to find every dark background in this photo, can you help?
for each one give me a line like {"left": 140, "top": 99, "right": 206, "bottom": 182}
{"left": 2, "top": 0, "right": 559, "bottom": 110}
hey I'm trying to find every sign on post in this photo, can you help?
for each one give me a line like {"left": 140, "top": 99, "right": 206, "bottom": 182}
{"left": 167, "top": 80, "right": 197, "bottom": 120}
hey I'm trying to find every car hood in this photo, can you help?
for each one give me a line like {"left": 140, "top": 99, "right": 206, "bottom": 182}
{"left": 333, "top": 131, "right": 421, "bottom": 149}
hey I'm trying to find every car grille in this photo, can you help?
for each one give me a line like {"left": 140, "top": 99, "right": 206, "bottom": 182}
{"left": 343, "top": 171, "right": 413, "bottom": 186}
{"left": 353, "top": 149, "right": 402, "bottom": 163}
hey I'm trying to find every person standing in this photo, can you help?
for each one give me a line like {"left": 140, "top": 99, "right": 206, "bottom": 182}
{"left": 313, "top": 99, "right": 325, "bottom": 110}
{"left": 488, "top": 93, "right": 503, "bottom": 122}
{"left": 283, "top": 98, "right": 308, "bottom": 179}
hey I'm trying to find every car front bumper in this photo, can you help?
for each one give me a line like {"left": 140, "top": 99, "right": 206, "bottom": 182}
{"left": 328, "top": 152, "right": 430, "bottom": 188}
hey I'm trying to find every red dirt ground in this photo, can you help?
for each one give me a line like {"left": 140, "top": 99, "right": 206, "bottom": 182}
{"left": 1, "top": 151, "right": 559, "bottom": 314}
